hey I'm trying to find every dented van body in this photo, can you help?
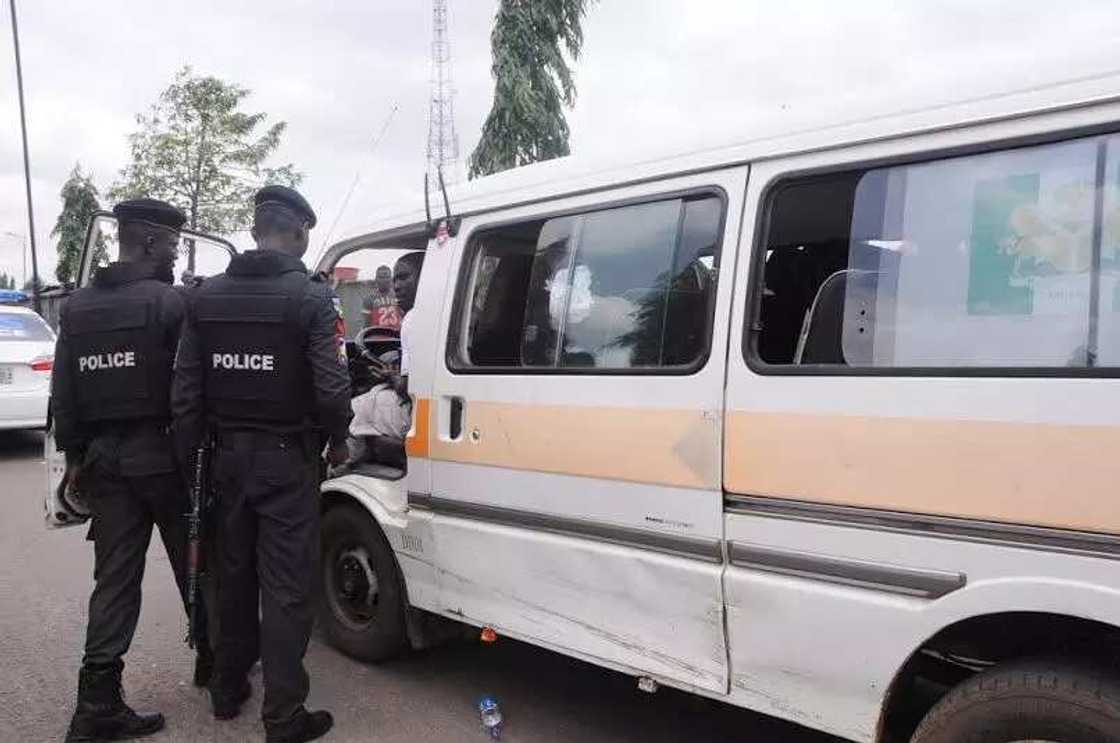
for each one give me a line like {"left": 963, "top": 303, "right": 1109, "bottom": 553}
{"left": 315, "top": 74, "right": 1120, "bottom": 742}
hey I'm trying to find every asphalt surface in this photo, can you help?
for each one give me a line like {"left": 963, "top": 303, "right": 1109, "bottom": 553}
{"left": 0, "top": 430, "right": 846, "bottom": 743}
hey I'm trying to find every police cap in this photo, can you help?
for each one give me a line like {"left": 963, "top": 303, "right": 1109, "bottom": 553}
{"left": 255, "top": 185, "right": 317, "bottom": 229}
{"left": 112, "top": 198, "right": 186, "bottom": 230}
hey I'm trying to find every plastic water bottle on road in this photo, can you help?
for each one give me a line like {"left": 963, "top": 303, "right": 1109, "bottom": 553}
{"left": 478, "top": 695, "right": 502, "bottom": 739}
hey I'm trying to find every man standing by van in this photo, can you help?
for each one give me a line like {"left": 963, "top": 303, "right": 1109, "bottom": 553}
{"left": 392, "top": 251, "right": 424, "bottom": 399}
{"left": 172, "top": 185, "right": 350, "bottom": 743}
{"left": 53, "top": 199, "right": 211, "bottom": 742}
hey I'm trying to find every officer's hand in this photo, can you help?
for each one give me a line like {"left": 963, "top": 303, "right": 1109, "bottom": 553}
{"left": 390, "top": 373, "right": 408, "bottom": 401}
{"left": 65, "top": 462, "right": 83, "bottom": 494}
{"left": 326, "top": 441, "right": 350, "bottom": 467}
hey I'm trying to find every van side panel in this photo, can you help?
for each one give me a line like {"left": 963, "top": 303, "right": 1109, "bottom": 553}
{"left": 435, "top": 507, "right": 727, "bottom": 690}
{"left": 723, "top": 112, "right": 1120, "bottom": 741}
{"left": 723, "top": 510, "right": 1120, "bottom": 743}
{"left": 725, "top": 390, "right": 1120, "bottom": 535}
{"left": 428, "top": 402, "right": 720, "bottom": 489}
{"left": 425, "top": 168, "right": 747, "bottom": 694}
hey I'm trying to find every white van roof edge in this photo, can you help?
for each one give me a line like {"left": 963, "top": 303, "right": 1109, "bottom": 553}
{"left": 334, "top": 69, "right": 1120, "bottom": 250}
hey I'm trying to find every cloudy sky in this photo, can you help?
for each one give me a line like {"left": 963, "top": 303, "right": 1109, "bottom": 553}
{"left": 1, "top": 0, "right": 1119, "bottom": 284}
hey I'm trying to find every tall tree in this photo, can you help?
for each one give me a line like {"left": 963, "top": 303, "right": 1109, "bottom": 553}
{"left": 111, "top": 66, "right": 300, "bottom": 261}
{"left": 51, "top": 164, "right": 102, "bottom": 285}
{"left": 0, "top": 272, "right": 15, "bottom": 290}
{"left": 468, "top": 0, "right": 593, "bottom": 179}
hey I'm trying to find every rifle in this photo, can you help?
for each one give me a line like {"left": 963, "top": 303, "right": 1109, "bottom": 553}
{"left": 185, "top": 437, "right": 209, "bottom": 648}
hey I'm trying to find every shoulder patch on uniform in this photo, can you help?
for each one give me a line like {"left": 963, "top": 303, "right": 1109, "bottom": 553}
{"left": 332, "top": 297, "right": 348, "bottom": 367}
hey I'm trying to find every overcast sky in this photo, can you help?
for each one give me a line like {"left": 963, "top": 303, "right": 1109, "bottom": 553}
{"left": 2, "top": 1, "right": 1119, "bottom": 284}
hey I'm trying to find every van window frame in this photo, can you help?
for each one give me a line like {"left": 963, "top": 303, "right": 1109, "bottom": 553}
{"left": 445, "top": 185, "right": 729, "bottom": 377}
{"left": 743, "top": 123, "right": 1120, "bottom": 378}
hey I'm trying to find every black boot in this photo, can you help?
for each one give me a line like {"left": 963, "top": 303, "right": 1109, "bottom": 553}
{"left": 265, "top": 708, "right": 334, "bottom": 743}
{"left": 209, "top": 676, "right": 252, "bottom": 720}
{"left": 64, "top": 663, "right": 165, "bottom": 742}
{"left": 193, "top": 644, "right": 214, "bottom": 688}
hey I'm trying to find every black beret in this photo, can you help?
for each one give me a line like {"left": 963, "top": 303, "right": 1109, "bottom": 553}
{"left": 255, "top": 185, "right": 317, "bottom": 228}
{"left": 112, "top": 198, "right": 186, "bottom": 230}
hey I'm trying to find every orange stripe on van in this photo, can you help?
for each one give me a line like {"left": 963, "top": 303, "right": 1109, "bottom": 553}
{"left": 406, "top": 397, "right": 431, "bottom": 459}
{"left": 427, "top": 401, "right": 720, "bottom": 488}
{"left": 725, "top": 411, "right": 1120, "bottom": 535}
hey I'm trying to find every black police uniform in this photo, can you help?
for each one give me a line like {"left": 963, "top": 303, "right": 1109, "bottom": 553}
{"left": 52, "top": 199, "right": 209, "bottom": 742}
{"left": 172, "top": 188, "right": 351, "bottom": 738}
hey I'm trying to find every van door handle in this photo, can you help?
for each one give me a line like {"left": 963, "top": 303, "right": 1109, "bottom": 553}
{"left": 440, "top": 396, "right": 465, "bottom": 442}
{"left": 450, "top": 397, "right": 464, "bottom": 440}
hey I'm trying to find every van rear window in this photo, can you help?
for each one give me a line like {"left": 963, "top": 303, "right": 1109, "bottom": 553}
{"left": 451, "top": 194, "right": 724, "bottom": 372}
{"left": 752, "top": 132, "right": 1120, "bottom": 371}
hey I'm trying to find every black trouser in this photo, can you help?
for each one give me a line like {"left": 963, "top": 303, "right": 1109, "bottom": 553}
{"left": 211, "top": 430, "right": 319, "bottom": 729}
{"left": 83, "top": 464, "right": 209, "bottom": 668}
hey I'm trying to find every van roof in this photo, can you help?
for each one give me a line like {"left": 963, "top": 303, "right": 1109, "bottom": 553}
{"left": 333, "top": 70, "right": 1120, "bottom": 250}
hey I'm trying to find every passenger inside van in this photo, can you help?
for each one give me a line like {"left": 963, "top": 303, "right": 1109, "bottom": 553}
{"left": 340, "top": 332, "right": 409, "bottom": 475}
{"left": 331, "top": 251, "right": 426, "bottom": 479}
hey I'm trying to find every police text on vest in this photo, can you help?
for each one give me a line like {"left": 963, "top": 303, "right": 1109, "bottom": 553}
{"left": 79, "top": 351, "right": 136, "bottom": 372}
{"left": 212, "top": 353, "right": 275, "bottom": 371}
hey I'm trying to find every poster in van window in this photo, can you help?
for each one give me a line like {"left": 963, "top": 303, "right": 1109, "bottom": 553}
{"left": 966, "top": 174, "right": 1039, "bottom": 315}
{"left": 968, "top": 174, "right": 1100, "bottom": 319}
{"left": 1108, "top": 170, "right": 1120, "bottom": 313}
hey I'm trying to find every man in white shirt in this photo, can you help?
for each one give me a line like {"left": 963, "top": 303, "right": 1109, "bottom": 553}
{"left": 336, "top": 251, "right": 425, "bottom": 474}
{"left": 392, "top": 251, "right": 424, "bottom": 397}
{"left": 343, "top": 346, "right": 410, "bottom": 471}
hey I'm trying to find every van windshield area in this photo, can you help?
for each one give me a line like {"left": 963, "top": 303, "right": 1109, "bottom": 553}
{"left": 755, "top": 133, "right": 1120, "bottom": 370}
{"left": 328, "top": 247, "right": 416, "bottom": 340}
{"left": 325, "top": 244, "right": 427, "bottom": 482}
{"left": 456, "top": 195, "right": 723, "bottom": 371}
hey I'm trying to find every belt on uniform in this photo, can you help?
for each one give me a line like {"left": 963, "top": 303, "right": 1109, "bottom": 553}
{"left": 91, "top": 419, "right": 170, "bottom": 437}
{"left": 213, "top": 428, "right": 311, "bottom": 452}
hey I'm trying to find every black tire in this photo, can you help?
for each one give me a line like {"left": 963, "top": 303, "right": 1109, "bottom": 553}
{"left": 911, "top": 658, "right": 1120, "bottom": 743}
{"left": 318, "top": 503, "right": 407, "bottom": 662}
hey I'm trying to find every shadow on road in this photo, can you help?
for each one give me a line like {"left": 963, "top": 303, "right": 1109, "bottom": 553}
{"left": 311, "top": 627, "right": 847, "bottom": 743}
{"left": 0, "top": 429, "right": 44, "bottom": 462}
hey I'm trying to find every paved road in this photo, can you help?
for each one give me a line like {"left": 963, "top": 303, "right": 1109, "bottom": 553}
{"left": 0, "top": 431, "right": 846, "bottom": 743}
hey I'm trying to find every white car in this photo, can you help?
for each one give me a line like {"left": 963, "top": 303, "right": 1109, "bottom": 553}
{"left": 0, "top": 305, "right": 55, "bottom": 430}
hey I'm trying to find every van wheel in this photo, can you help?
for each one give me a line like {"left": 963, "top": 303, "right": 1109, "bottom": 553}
{"left": 910, "top": 658, "right": 1120, "bottom": 743}
{"left": 319, "top": 503, "right": 407, "bottom": 662}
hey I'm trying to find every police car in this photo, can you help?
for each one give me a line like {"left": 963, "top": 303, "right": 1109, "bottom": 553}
{"left": 0, "top": 304, "right": 54, "bottom": 430}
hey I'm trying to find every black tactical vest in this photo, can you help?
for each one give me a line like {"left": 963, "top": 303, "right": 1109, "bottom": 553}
{"left": 194, "top": 252, "right": 311, "bottom": 427}
{"left": 63, "top": 270, "right": 173, "bottom": 425}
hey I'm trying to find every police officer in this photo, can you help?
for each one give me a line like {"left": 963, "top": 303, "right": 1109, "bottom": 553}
{"left": 52, "top": 199, "right": 212, "bottom": 742}
{"left": 172, "top": 185, "right": 350, "bottom": 743}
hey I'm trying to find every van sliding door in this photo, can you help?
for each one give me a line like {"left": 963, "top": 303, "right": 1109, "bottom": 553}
{"left": 423, "top": 167, "right": 748, "bottom": 693}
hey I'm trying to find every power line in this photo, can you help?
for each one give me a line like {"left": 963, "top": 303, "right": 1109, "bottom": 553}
{"left": 316, "top": 103, "right": 399, "bottom": 260}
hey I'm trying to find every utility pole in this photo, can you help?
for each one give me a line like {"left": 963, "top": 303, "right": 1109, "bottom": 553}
{"left": 8, "top": 0, "right": 41, "bottom": 312}
{"left": 427, "top": 0, "right": 460, "bottom": 190}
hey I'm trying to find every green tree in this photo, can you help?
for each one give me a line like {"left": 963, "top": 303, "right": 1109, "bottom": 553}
{"left": 468, "top": 0, "right": 593, "bottom": 179}
{"left": 0, "top": 272, "right": 15, "bottom": 290}
{"left": 51, "top": 164, "right": 103, "bottom": 285}
{"left": 111, "top": 66, "right": 300, "bottom": 267}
